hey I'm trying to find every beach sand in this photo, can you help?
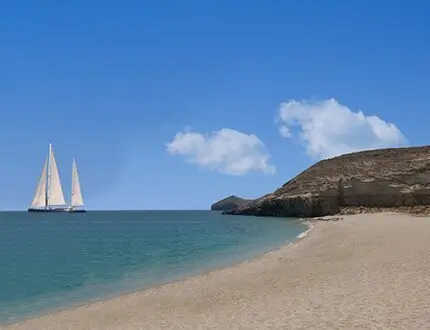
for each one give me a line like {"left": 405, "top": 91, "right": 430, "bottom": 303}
{"left": 3, "top": 213, "right": 430, "bottom": 329}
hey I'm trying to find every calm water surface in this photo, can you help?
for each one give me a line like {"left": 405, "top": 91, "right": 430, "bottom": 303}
{"left": 0, "top": 211, "right": 306, "bottom": 323}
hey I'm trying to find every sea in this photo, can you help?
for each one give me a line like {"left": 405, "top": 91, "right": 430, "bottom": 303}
{"left": 0, "top": 211, "right": 307, "bottom": 324}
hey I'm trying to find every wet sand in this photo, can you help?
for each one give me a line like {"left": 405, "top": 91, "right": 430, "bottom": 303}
{"left": 3, "top": 213, "right": 430, "bottom": 329}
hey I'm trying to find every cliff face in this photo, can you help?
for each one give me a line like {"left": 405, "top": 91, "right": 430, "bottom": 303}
{"left": 211, "top": 195, "right": 253, "bottom": 211}
{"left": 228, "top": 146, "right": 430, "bottom": 217}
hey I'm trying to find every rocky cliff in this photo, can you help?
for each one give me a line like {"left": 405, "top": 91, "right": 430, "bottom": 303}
{"left": 227, "top": 146, "right": 430, "bottom": 217}
{"left": 211, "top": 195, "right": 253, "bottom": 211}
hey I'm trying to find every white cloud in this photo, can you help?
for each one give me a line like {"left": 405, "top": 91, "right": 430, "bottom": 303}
{"left": 277, "top": 98, "right": 407, "bottom": 159}
{"left": 166, "top": 128, "right": 276, "bottom": 175}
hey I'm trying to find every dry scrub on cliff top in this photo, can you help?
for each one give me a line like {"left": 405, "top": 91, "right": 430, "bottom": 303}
{"left": 276, "top": 146, "right": 430, "bottom": 197}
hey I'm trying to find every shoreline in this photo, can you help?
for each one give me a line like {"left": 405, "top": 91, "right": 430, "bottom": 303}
{"left": 1, "top": 218, "right": 312, "bottom": 327}
{"left": 5, "top": 212, "right": 430, "bottom": 329}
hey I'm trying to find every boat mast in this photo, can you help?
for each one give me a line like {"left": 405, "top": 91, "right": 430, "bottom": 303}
{"left": 46, "top": 143, "right": 52, "bottom": 208}
{"left": 70, "top": 158, "right": 74, "bottom": 209}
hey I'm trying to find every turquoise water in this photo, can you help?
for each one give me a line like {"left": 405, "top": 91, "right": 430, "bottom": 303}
{"left": 0, "top": 211, "right": 306, "bottom": 323}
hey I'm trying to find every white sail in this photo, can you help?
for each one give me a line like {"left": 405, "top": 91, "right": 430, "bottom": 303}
{"left": 71, "top": 158, "right": 84, "bottom": 207}
{"left": 30, "top": 157, "right": 48, "bottom": 208}
{"left": 47, "top": 144, "right": 66, "bottom": 206}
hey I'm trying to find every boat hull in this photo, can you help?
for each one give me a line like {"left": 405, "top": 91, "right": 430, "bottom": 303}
{"left": 28, "top": 208, "right": 86, "bottom": 213}
{"left": 28, "top": 208, "right": 68, "bottom": 213}
{"left": 67, "top": 209, "right": 87, "bottom": 213}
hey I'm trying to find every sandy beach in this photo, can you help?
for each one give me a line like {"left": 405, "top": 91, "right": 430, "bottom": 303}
{"left": 3, "top": 213, "right": 430, "bottom": 329}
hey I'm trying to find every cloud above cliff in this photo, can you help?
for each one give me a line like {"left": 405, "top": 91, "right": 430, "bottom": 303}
{"left": 277, "top": 98, "right": 407, "bottom": 159}
{"left": 166, "top": 128, "right": 276, "bottom": 175}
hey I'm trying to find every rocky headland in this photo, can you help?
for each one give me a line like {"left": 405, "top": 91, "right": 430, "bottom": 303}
{"left": 211, "top": 195, "right": 253, "bottom": 211}
{"left": 225, "top": 146, "right": 430, "bottom": 217}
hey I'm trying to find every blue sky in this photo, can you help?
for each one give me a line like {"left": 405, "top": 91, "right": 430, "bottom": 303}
{"left": 1, "top": 1, "right": 429, "bottom": 210}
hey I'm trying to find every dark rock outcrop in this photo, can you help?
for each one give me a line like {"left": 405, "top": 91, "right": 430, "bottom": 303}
{"left": 227, "top": 146, "right": 430, "bottom": 217}
{"left": 211, "top": 195, "right": 253, "bottom": 211}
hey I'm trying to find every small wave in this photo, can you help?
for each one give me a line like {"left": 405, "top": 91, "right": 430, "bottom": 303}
{"left": 297, "top": 221, "right": 313, "bottom": 239}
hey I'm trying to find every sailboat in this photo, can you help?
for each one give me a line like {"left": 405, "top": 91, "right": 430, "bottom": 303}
{"left": 28, "top": 144, "right": 86, "bottom": 213}
{"left": 67, "top": 158, "right": 85, "bottom": 213}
